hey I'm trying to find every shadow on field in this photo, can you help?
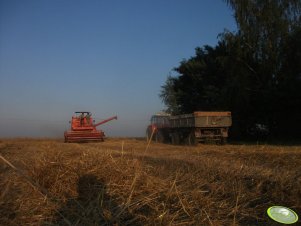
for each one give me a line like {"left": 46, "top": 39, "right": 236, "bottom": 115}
{"left": 228, "top": 139, "right": 301, "bottom": 146}
{"left": 52, "top": 174, "right": 141, "bottom": 226}
{"left": 130, "top": 155, "right": 296, "bottom": 226}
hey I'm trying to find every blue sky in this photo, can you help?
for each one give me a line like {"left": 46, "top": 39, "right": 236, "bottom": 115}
{"left": 0, "top": 0, "right": 236, "bottom": 137}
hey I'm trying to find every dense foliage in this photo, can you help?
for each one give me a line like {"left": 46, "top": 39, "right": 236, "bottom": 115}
{"left": 160, "top": 0, "right": 301, "bottom": 140}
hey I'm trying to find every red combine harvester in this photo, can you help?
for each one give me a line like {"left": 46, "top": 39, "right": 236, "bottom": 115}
{"left": 64, "top": 112, "right": 117, "bottom": 142}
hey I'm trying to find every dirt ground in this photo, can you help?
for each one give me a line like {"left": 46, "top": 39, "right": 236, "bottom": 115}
{"left": 0, "top": 138, "right": 300, "bottom": 225}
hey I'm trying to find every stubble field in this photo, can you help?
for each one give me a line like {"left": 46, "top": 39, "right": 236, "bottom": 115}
{"left": 0, "top": 138, "right": 300, "bottom": 226}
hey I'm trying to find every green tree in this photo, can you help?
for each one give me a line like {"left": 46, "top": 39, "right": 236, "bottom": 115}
{"left": 223, "top": 0, "right": 301, "bottom": 138}
{"left": 160, "top": 44, "right": 230, "bottom": 114}
{"left": 160, "top": 75, "right": 181, "bottom": 114}
{"left": 160, "top": 0, "right": 301, "bottom": 139}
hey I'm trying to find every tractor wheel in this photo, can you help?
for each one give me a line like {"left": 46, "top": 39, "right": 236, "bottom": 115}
{"left": 155, "top": 130, "right": 165, "bottom": 143}
{"left": 146, "top": 128, "right": 151, "bottom": 142}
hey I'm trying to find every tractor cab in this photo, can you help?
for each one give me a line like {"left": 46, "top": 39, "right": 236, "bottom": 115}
{"left": 150, "top": 113, "right": 170, "bottom": 129}
{"left": 146, "top": 112, "right": 171, "bottom": 142}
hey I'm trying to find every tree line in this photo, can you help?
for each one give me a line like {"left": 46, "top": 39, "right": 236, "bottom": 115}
{"left": 160, "top": 0, "right": 301, "bottom": 140}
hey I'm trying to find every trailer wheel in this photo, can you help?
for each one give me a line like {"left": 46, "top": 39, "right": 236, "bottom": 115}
{"left": 171, "top": 133, "right": 180, "bottom": 145}
{"left": 221, "top": 137, "right": 227, "bottom": 145}
{"left": 187, "top": 133, "right": 197, "bottom": 146}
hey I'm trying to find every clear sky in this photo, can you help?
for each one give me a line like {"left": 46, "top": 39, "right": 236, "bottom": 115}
{"left": 0, "top": 0, "right": 236, "bottom": 137}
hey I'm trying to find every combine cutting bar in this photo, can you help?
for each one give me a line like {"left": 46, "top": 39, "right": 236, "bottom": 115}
{"left": 64, "top": 131, "right": 104, "bottom": 143}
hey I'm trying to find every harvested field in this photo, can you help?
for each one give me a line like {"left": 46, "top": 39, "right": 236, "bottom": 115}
{"left": 0, "top": 138, "right": 300, "bottom": 226}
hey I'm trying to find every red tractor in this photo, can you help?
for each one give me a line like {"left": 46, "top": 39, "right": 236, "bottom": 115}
{"left": 64, "top": 112, "right": 117, "bottom": 142}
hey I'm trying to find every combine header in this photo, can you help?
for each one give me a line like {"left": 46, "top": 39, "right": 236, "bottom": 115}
{"left": 64, "top": 112, "right": 117, "bottom": 142}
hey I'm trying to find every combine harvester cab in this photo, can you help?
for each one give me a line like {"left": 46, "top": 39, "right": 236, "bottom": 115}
{"left": 64, "top": 112, "right": 117, "bottom": 143}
